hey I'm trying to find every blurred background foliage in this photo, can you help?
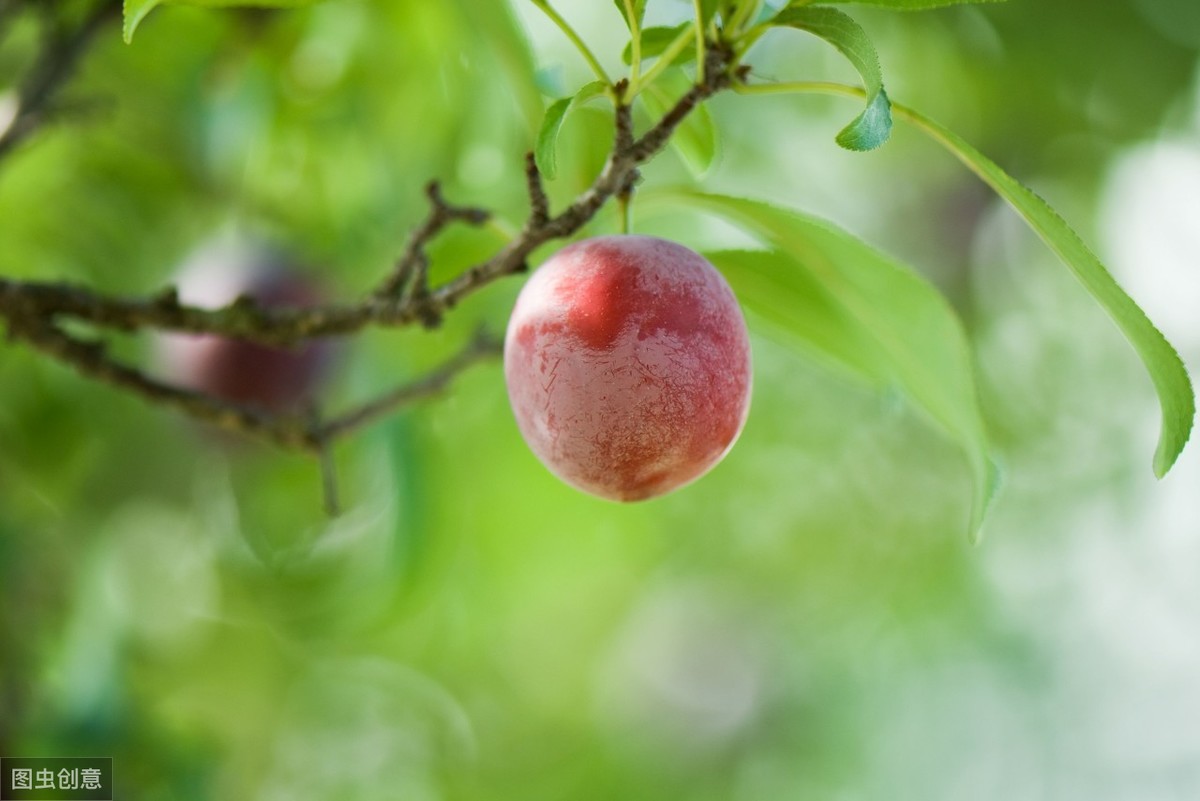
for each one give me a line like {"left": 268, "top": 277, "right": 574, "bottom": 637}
{"left": 1, "top": 0, "right": 1198, "bottom": 798}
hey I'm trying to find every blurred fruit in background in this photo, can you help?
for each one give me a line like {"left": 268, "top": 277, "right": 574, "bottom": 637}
{"left": 156, "top": 237, "right": 336, "bottom": 415}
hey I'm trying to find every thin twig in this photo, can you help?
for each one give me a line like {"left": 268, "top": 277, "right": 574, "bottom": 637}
{"left": 629, "top": 47, "right": 734, "bottom": 161}
{"left": 375, "top": 181, "right": 490, "bottom": 305}
{"left": 4, "top": 312, "right": 501, "bottom": 452}
{"left": 0, "top": 0, "right": 119, "bottom": 163}
{"left": 317, "top": 330, "right": 502, "bottom": 441}
{"left": 431, "top": 45, "right": 734, "bottom": 311}
{"left": 613, "top": 84, "right": 634, "bottom": 152}
{"left": 524, "top": 152, "right": 550, "bottom": 225}
{"left": 7, "top": 318, "right": 308, "bottom": 448}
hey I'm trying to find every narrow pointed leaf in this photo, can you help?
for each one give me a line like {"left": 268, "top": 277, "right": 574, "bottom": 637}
{"left": 535, "top": 98, "right": 572, "bottom": 181}
{"left": 623, "top": 24, "right": 696, "bottom": 66}
{"left": 123, "top": 0, "right": 163, "bottom": 42}
{"left": 534, "top": 82, "right": 609, "bottom": 181}
{"left": 770, "top": 6, "right": 892, "bottom": 150}
{"left": 887, "top": 100, "right": 1194, "bottom": 476}
{"left": 681, "top": 193, "right": 998, "bottom": 538}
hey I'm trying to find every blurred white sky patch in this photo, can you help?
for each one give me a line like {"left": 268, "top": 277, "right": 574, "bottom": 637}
{"left": 595, "top": 579, "right": 767, "bottom": 759}
{"left": 867, "top": 90, "right": 1200, "bottom": 796}
{"left": 1101, "top": 139, "right": 1200, "bottom": 355}
{"left": 510, "top": 1, "right": 625, "bottom": 86}
{"left": 976, "top": 445, "right": 1200, "bottom": 797}
{"left": 943, "top": 116, "right": 1200, "bottom": 795}
{"left": 1095, "top": 83, "right": 1200, "bottom": 620}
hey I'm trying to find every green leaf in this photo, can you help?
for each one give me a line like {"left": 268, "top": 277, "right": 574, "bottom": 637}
{"left": 640, "top": 72, "right": 718, "bottom": 177}
{"left": 623, "top": 24, "right": 696, "bottom": 66}
{"left": 781, "top": 0, "right": 1007, "bottom": 8}
{"left": 699, "top": 0, "right": 720, "bottom": 25}
{"left": 754, "top": 1, "right": 791, "bottom": 24}
{"left": 534, "top": 82, "right": 609, "bottom": 181}
{"left": 535, "top": 98, "right": 571, "bottom": 182}
{"left": 123, "top": 0, "right": 318, "bottom": 43}
{"left": 681, "top": 193, "right": 998, "bottom": 538}
{"left": 706, "top": 249, "right": 892, "bottom": 381}
{"left": 889, "top": 101, "right": 1195, "bottom": 477}
{"left": 123, "top": 0, "right": 163, "bottom": 41}
{"left": 613, "top": 0, "right": 647, "bottom": 30}
{"left": 770, "top": 6, "right": 892, "bottom": 151}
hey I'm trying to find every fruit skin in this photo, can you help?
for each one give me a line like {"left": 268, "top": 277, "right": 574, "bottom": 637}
{"left": 158, "top": 240, "right": 333, "bottom": 414}
{"left": 504, "top": 235, "right": 752, "bottom": 502}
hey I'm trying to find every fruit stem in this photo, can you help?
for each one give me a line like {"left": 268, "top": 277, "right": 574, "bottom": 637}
{"left": 624, "top": 0, "right": 642, "bottom": 96}
{"left": 727, "top": 0, "right": 762, "bottom": 35}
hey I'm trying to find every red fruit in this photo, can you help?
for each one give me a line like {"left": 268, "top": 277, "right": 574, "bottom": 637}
{"left": 158, "top": 241, "right": 333, "bottom": 414}
{"left": 504, "top": 235, "right": 752, "bottom": 501}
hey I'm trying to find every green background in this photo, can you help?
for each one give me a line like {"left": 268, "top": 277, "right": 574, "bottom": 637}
{"left": 1, "top": 1, "right": 1198, "bottom": 798}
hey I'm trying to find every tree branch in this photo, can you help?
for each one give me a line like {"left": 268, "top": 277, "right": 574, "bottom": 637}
{"left": 316, "top": 328, "right": 502, "bottom": 442}
{"left": 374, "top": 181, "right": 490, "bottom": 309}
{"left": 0, "top": 34, "right": 736, "bottom": 482}
{"left": 524, "top": 152, "right": 551, "bottom": 226}
{"left": 0, "top": 0, "right": 119, "bottom": 163}
{"left": 7, "top": 317, "right": 305, "bottom": 448}
{"left": 5, "top": 313, "right": 501, "bottom": 453}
